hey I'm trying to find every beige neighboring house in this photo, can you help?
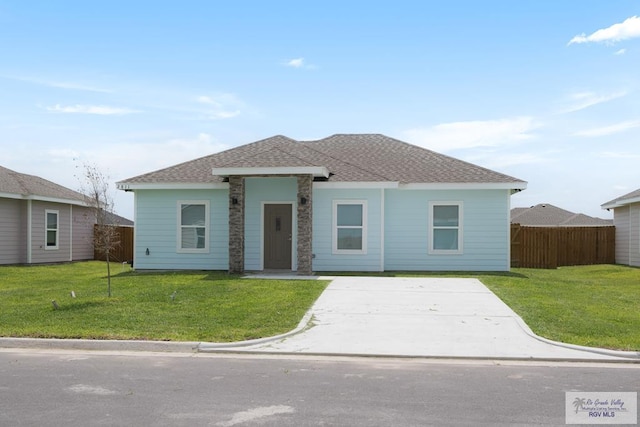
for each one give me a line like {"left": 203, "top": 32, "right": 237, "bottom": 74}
{"left": 511, "top": 203, "right": 613, "bottom": 227}
{"left": 0, "top": 165, "right": 95, "bottom": 265}
{"left": 602, "top": 189, "right": 640, "bottom": 267}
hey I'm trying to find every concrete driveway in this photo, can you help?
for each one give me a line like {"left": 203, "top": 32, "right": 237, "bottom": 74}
{"left": 209, "top": 276, "right": 634, "bottom": 360}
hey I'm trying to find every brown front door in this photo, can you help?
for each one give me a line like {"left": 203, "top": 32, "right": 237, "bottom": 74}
{"left": 264, "top": 204, "right": 292, "bottom": 270}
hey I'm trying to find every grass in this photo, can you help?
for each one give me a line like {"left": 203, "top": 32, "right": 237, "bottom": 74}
{"left": 479, "top": 265, "right": 640, "bottom": 351}
{"left": 1, "top": 262, "right": 638, "bottom": 351}
{"left": 325, "top": 265, "right": 640, "bottom": 351}
{"left": 0, "top": 261, "right": 329, "bottom": 342}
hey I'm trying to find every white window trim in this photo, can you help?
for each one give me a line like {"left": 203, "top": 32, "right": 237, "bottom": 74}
{"left": 45, "top": 209, "right": 59, "bottom": 250}
{"left": 332, "top": 200, "right": 368, "bottom": 255}
{"left": 176, "top": 200, "right": 210, "bottom": 254}
{"left": 428, "top": 201, "right": 463, "bottom": 255}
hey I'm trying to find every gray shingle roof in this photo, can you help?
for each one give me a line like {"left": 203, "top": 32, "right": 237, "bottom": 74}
{"left": 0, "top": 165, "right": 86, "bottom": 203}
{"left": 119, "top": 134, "right": 526, "bottom": 186}
{"left": 511, "top": 203, "right": 612, "bottom": 227}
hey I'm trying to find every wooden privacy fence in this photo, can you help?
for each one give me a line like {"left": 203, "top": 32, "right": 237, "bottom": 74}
{"left": 511, "top": 224, "right": 615, "bottom": 269}
{"left": 94, "top": 225, "right": 134, "bottom": 263}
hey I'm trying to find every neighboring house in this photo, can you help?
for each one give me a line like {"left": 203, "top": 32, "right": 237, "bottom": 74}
{"left": 0, "top": 165, "right": 95, "bottom": 265}
{"left": 104, "top": 211, "right": 134, "bottom": 227}
{"left": 601, "top": 188, "right": 640, "bottom": 267}
{"left": 511, "top": 203, "right": 613, "bottom": 227}
{"left": 117, "top": 134, "right": 527, "bottom": 273}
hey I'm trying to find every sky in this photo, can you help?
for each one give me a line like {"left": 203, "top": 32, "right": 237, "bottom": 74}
{"left": 1, "top": 0, "right": 639, "bottom": 220}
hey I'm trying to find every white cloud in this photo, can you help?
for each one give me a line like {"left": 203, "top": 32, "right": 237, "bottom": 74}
{"left": 463, "top": 152, "right": 552, "bottom": 171}
{"left": 46, "top": 104, "right": 140, "bottom": 115}
{"left": 600, "top": 151, "right": 640, "bottom": 159}
{"left": 568, "top": 16, "right": 640, "bottom": 45}
{"left": 556, "top": 90, "right": 627, "bottom": 114}
{"left": 403, "top": 117, "right": 538, "bottom": 152}
{"left": 283, "top": 57, "right": 317, "bottom": 69}
{"left": 34, "top": 132, "right": 232, "bottom": 218}
{"left": 3, "top": 75, "right": 111, "bottom": 93}
{"left": 614, "top": 48, "right": 627, "bottom": 55}
{"left": 573, "top": 120, "right": 640, "bottom": 137}
{"left": 286, "top": 58, "right": 305, "bottom": 68}
{"left": 196, "top": 94, "right": 242, "bottom": 120}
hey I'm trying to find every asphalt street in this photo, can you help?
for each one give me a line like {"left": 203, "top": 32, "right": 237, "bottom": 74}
{"left": 1, "top": 349, "right": 638, "bottom": 426}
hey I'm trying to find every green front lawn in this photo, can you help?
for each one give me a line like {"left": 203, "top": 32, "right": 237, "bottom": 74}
{"left": 479, "top": 265, "right": 640, "bottom": 351}
{"left": 0, "top": 262, "right": 328, "bottom": 342}
{"left": 1, "top": 262, "right": 638, "bottom": 351}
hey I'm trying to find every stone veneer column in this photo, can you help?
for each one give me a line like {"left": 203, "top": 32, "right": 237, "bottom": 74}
{"left": 228, "top": 176, "right": 245, "bottom": 274}
{"left": 297, "top": 175, "right": 313, "bottom": 275}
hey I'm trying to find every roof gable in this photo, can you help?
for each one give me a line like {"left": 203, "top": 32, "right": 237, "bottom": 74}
{"left": 118, "top": 134, "right": 527, "bottom": 188}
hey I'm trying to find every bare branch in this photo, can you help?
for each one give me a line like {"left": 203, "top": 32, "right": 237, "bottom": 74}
{"left": 77, "top": 162, "right": 119, "bottom": 297}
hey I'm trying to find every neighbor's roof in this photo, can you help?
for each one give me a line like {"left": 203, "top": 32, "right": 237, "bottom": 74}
{"left": 0, "top": 165, "right": 86, "bottom": 205}
{"left": 118, "top": 134, "right": 527, "bottom": 188}
{"left": 601, "top": 188, "right": 640, "bottom": 209}
{"left": 511, "top": 203, "right": 612, "bottom": 227}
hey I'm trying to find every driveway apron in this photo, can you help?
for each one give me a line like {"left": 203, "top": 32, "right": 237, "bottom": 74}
{"left": 238, "top": 276, "right": 626, "bottom": 360}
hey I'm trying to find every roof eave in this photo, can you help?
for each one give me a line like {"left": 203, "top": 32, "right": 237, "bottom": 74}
{"left": 116, "top": 182, "right": 229, "bottom": 191}
{"left": 0, "top": 191, "right": 88, "bottom": 206}
{"left": 313, "top": 181, "right": 527, "bottom": 190}
{"left": 602, "top": 195, "right": 640, "bottom": 210}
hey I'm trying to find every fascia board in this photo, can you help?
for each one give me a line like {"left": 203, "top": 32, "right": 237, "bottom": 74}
{"left": 602, "top": 195, "right": 640, "bottom": 209}
{"left": 116, "top": 182, "right": 230, "bottom": 191}
{"left": 0, "top": 192, "right": 87, "bottom": 206}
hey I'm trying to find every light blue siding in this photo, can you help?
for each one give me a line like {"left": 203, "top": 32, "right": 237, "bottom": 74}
{"left": 134, "top": 190, "right": 228, "bottom": 270}
{"left": 244, "top": 177, "right": 297, "bottom": 271}
{"left": 132, "top": 185, "right": 512, "bottom": 272}
{"left": 312, "top": 188, "right": 383, "bottom": 271}
{"left": 384, "top": 189, "right": 511, "bottom": 271}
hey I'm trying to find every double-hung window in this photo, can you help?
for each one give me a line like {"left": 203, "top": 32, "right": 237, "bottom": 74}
{"left": 429, "top": 202, "right": 463, "bottom": 254}
{"left": 177, "top": 201, "right": 209, "bottom": 253}
{"left": 45, "top": 210, "right": 59, "bottom": 250}
{"left": 333, "top": 200, "right": 367, "bottom": 254}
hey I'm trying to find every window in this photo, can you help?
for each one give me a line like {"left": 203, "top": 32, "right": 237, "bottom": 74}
{"left": 45, "top": 210, "right": 59, "bottom": 250}
{"left": 333, "top": 200, "right": 367, "bottom": 254}
{"left": 429, "top": 202, "right": 463, "bottom": 254}
{"left": 177, "top": 201, "right": 209, "bottom": 253}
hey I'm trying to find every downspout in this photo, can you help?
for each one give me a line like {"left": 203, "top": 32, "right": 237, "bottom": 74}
{"left": 507, "top": 189, "right": 512, "bottom": 271}
{"left": 27, "top": 199, "right": 32, "bottom": 264}
{"left": 69, "top": 204, "right": 73, "bottom": 261}
{"left": 380, "top": 188, "right": 385, "bottom": 272}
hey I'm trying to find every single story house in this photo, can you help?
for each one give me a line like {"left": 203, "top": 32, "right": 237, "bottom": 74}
{"left": 117, "top": 134, "right": 527, "bottom": 273}
{"left": 602, "top": 188, "right": 640, "bottom": 267}
{"left": 511, "top": 203, "right": 613, "bottom": 227}
{"left": 0, "top": 165, "right": 95, "bottom": 264}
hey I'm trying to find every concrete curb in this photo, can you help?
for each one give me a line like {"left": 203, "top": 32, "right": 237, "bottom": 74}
{"left": 512, "top": 315, "right": 640, "bottom": 360}
{"left": 0, "top": 337, "right": 200, "bottom": 353}
{"left": 197, "top": 311, "right": 315, "bottom": 351}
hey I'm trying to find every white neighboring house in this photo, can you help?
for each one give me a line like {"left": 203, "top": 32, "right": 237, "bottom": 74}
{"left": 0, "top": 165, "right": 95, "bottom": 264}
{"left": 602, "top": 188, "right": 640, "bottom": 267}
{"left": 118, "top": 134, "right": 528, "bottom": 273}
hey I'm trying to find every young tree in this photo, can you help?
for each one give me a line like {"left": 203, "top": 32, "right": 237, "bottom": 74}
{"left": 79, "top": 163, "right": 120, "bottom": 297}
